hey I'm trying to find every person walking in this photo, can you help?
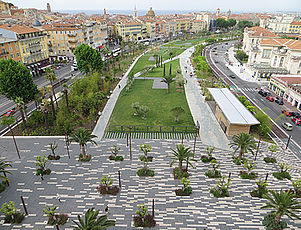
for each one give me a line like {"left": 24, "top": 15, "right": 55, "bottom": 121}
{"left": 105, "top": 205, "right": 109, "bottom": 215}
{"left": 56, "top": 193, "right": 62, "bottom": 203}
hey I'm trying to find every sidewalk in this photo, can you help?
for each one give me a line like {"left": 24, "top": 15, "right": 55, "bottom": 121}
{"left": 92, "top": 51, "right": 149, "bottom": 140}
{"left": 227, "top": 47, "right": 257, "bottom": 82}
{"left": 180, "top": 47, "right": 230, "bottom": 150}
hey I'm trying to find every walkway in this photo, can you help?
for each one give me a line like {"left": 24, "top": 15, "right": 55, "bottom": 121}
{"left": 92, "top": 51, "right": 149, "bottom": 140}
{"left": 179, "top": 47, "right": 230, "bottom": 150}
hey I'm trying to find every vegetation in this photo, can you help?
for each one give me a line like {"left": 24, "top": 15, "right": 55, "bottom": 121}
{"left": 43, "top": 205, "right": 69, "bottom": 225}
{"left": 161, "top": 75, "right": 175, "bottom": 93}
{"left": 170, "top": 107, "right": 185, "bottom": 123}
{"left": 175, "top": 177, "right": 192, "bottom": 196}
{"left": 169, "top": 144, "right": 196, "bottom": 179}
{"left": 273, "top": 162, "right": 291, "bottom": 180}
{"left": 229, "top": 132, "right": 257, "bottom": 160}
{"left": 137, "top": 144, "right": 154, "bottom": 177}
{"left": 48, "top": 141, "right": 60, "bottom": 160}
{"left": 237, "top": 96, "right": 255, "bottom": 113}
{"left": 250, "top": 178, "right": 268, "bottom": 198}
{"left": 0, "top": 159, "right": 12, "bottom": 193}
{"left": 264, "top": 145, "right": 278, "bottom": 163}
{"left": 261, "top": 190, "right": 301, "bottom": 229}
{"left": 72, "top": 208, "right": 115, "bottom": 229}
{"left": 97, "top": 175, "right": 120, "bottom": 195}
{"left": 201, "top": 146, "right": 216, "bottom": 163}
{"left": 215, "top": 18, "right": 237, "bottom": 30}
{"left": 235, "top": 50, "right": 249, "bottom": 63}
{"left": 1, "top": 201, "right": 25, "bottom": 224}
{"left": 109, "top": 144, "right": 123, "bottom": 161}
{"left": 210, "top": 175, "right": 231, "bottom": 198}
{"left": 69, "top": 128, "right": 97, "bottom": 162}
{"left": 240, "top": 159, "right": 257, "bottom": 179}
{"left": 133, "top": 204, "right": 156, "bottom": 228}
{"left": 35, "top": 155, "right": 51, "bottom": 176}
{"left": 205, "top": 159, "right": 222, "bottom": 178}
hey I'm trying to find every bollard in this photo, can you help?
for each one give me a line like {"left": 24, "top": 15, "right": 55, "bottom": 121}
{"left": 20, "top": 196, "right": 28, "bottom": 215}
{"left": 118, "top": 170, "right": 121, "bottom": 188}
{"left": 265, "top": 173, "right": 269, "bottom": 182}
{"left": 152, "top": 199, "right": 155, "bottom": 218}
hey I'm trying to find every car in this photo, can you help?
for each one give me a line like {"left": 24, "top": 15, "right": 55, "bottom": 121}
{"left": 258, "top": 90, "right": 264, "bottom": 95}
{"left": 293, "top": 112, "right": 301, "bottom": 118}
{"left": 275, "top": 99, "right": 284, "bottom": 105}
{"left": 229, "top": 75, "right": 235, "bottom": 78}
{"left": 286, "top": 111, "right": 296, "bottom": 117}
{"left": 266, "top": 96, "right": 274, "bottom": 102}
{"left": 282, "top": 122, "right": 293, "bottom": 131}
{"left": 4, "top": 109, "right": 16, "bottom": 117}
{"left": 291, "top": 117, "right": 301, "bottom": 125}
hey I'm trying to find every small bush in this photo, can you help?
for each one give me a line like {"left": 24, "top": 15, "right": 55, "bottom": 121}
{"left": 201, "top": 156, "right": 215, "bottom": 163}
{"left": 97, "top": 185, "right": 120, "bottom": 195}
{"left": 273, "top": 172, "right": 291, "bottom": 180}
{"left": 173, "top": 167, "right": 189, "bottom": 179}
{"left": 4, "top": 212, "right": 25, "bottom": 224}
{"left": 240, "top": 171, "right": 257, "bottom": 180}
{"left": 48, "top": 155, "right": 60, "bottom": 160}
{"left": 0, "top": 181, "right": 7, "bottom": 193}
{"left": 232, "top": 156, "right": 246, "bottom": 165}
{"left": 139, "top": 156, "right": 153, "bottom": 162}
{"left": 264, "top": 157, "right": 277, "bottom": 163}
{"left": 109, "top": 155, "right": 124, "bottom": 161}
{"left": 137, "top": 168, "right": 155, "bottom": 177}
{"left": 262, "top": 213, "right": 287, "bottom": 230}
{"left": 36, "top": 168, "right": 51, "bottom": 176}
{"left": 133, "top": 214, "right": 156, "bottom": 227}
{"left": 79, "top": 154, "right": 92, "bottom": 162}
{"left": 205, "top": 170, "right": 221, "bottom": 178}
{"left": 210, "top": 187, "right": 230, "bottom": 198}
{"left": 175, "top": 188, "right": 192, "bottom": 196}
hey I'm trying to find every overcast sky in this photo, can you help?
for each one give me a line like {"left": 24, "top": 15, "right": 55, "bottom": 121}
{"left": 9, "top": 0, "right": 301, "bottom": 12}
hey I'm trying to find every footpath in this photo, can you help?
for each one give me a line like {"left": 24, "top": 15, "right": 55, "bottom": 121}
{"left": 180, "top": 47, "right": 230, "bottom": 150}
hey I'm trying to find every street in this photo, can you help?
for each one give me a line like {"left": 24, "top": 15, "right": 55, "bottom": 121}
{"left": 205, "top": 41, "right": 301, "bottom": 158}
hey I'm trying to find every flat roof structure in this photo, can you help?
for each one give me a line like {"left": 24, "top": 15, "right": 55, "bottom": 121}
{"left": 208, "top": 88, "right": 260, "bottom": 125}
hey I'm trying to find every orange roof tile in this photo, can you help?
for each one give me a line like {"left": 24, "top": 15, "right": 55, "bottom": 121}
{"left": 247, "top": 26, "right": 276, "bottom": 37}
{"left": 260, "top": 38, "right": 301, "bottom": 50}
{"left": 0, "top": 24, "right": 41, "bottom": 34}
{"left": 291, "top": 21, "right": 301, "bottom": 26}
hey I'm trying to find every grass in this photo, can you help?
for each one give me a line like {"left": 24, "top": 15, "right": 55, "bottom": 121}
{"left": 129, "top": 52, "right": 155, "bottom": 76}
{"left": 108, "top": 79, "right": 194, "bottom": 130}
{"left": 139, "top": 59, "right": 180, "bottom": 78}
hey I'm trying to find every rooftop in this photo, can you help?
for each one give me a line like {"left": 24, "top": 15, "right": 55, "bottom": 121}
{"left": 0, "top": 24, "right": 41, "bottom": 34}
{"left": 208, "top": 88, "right": 260, "bottom": 125}
{"left": 259, "top": 38, "right": 301, "bottom": 50}
{"left": 245, "top": 26, "right": 277, "bottom": 38}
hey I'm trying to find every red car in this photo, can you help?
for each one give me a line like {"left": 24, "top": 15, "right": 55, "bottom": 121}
{"left": 291, "top": 117, "right": 301, "bottom": 125}
{"left": 266, "top": 96, "right": 274, "bottom": 102}
{"left": 4, "top": 109, "right": 16, "bottom": 117}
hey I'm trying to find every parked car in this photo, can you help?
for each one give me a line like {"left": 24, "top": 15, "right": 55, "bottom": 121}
{"left": 262, "top": 92, "right": 270, "bottom": 97}
{"left": 229, "top": 74, "right": 235, "bottom": 79}
{"left": 282, "top": 122, "right": 293, "bottom": 131}
{"left": 275, "top": 99, "right": 284, "bottom": 105}
{"left": 293, "top": 112, "right": 301, "bottom": 119}
{"left": 291, "top": 117, "right": 301, "bottom": 125}
{"left": 266, "top": 96, "right": 274, "bottom": 102}
{"left": 258, "top": 90, "right": 264, "bottom": 95}
{"left": 4, "top": 109, "right": 16, "bottom": 117}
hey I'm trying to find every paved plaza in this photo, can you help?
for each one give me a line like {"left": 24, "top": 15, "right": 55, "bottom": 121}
{"left": 0, "top": 136, "right": 300, "bottom": 229}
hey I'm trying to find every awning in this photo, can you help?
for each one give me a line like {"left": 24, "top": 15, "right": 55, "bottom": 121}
{"left": 98, "top": 45, "right": 104, "bottom": 49}
{"left": 40, "top": 64, "right": 52, "bottom": 70}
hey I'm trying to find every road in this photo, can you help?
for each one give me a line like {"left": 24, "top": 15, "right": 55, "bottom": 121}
{"left": 204, "top": 41, "right": 301, "bottom": 159}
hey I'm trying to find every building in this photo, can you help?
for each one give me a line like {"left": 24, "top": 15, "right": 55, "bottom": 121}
{"left": 0, "top": 0, "right": 10, "bottom": 13}
{"left": 115, "top": 20, "right": 144, "bottom": 42}
{"left": 0, "top": 24, "right": 50, "bottom": 76}
{"left": 269, "top": 75, "right": 301, "bottom": 111}
{"left": 289, "top": 21, "right": 301, "bottom": 34}
{"left": 191, "top": 20, "right": 206, "bottom": 33}
{"left": 262, "top": 14, "right": 299, "bottom": 34}
{"left": 145, "top": 7, "right": 155, "bottom": 18}
{"left": 47, "top": 3, "right": 51, "bottom": 13}
{"left": 0, "top": 33, "right": 22, "bottom": 63}
{"left": 208, "top": 88, "right": 260, "bottom": 136}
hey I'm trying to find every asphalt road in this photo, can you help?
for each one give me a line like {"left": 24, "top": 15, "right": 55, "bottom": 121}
{"left": 205, "top": 41, "right": 301, "bottom": 158}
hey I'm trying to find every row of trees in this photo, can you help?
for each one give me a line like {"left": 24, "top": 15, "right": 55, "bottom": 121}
{"left": 215, "top": 18, "right": 237, "bottom": 30}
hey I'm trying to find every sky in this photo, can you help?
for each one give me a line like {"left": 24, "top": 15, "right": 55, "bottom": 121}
{"left": 9, "top": 0, "right": 301, "bottom": 13}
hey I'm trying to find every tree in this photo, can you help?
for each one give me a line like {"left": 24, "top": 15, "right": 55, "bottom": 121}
{"left": 261, "top": 190, "right": 301, "bottom": 226}
{"left": 228, "top": 19, "right": 237, "bottom": 27}
{"left": 163, "top": 64, "right": 166, "bottom": 76}
{"left": 255, "top": 111, "right": 272, "bottom": 138}
{"left": 161, "top": 75, "right": 174, "bottom": 93}
{"left": 74, "top": 44, "right": 103, "bottom": 74}
{"left": 0, "top": 59, "right": 38, "bottom": 104}
{"left": 0, "top": 159, "right": 12, "bottom": 182}
{"left": 44, "top": 68, "right": 58, "bottom": 107}
{"left": 49, "top": 141, "right": 58, "bottom": 158}
{"left": 169, "top": 144, "right": 196, "bottom": 175}
{"left": 171, "top": 107, "right": 185, "bottom": 122}
{"left": 229, "top": 133, "right": 257, "bottom": 160}
{"left": 69, "top": 128, "right": 97, "bottom": 159}
{"left": 47, "top": 85, "right": 56, "bottom": 120}
{"left": 14, "top": 97, "right": 26, "bottom": 127}
{"left": 237, "top": 20, "right": 253, "bottom": 30}
{"left": 62, "top": 83, "right": 70, "bottom": 112}
{"left": 131, "top": 102, "right": 141, "bottom": 116}
{"left": 72, "top": 208, "right": 115, "bottom": 229}
{"left": 139, "top": 105, "right": 150, "bottom": 119}
{"left": 169, "top": 64, "right": 172, "bottom": 76}
{"left": 236, "top": 50, "right": 249, "bottom": 63}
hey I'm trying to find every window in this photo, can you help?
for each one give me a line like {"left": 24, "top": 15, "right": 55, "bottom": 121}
{"left": 262, "top": 49, "right": 271, "bottom": 59}
{"left": 9, "top": 46, "right": 12, "bottom": 52}
{"left": 17, "top": 53, "right": 20, "bottom": 57}
{"left": 15, "top": 45, "right": 18, "bottom": 50}
{"left": 299, "top": 62, "right": 301, "bottom": 68}
{"left": 273, "top": 56, "right": 277, "bottom": 66}
{"left": 279, "top": 57, "right": 284, "bottom": 67}
{"left": 11, "top": 54, "right": 14, "bottom": 58}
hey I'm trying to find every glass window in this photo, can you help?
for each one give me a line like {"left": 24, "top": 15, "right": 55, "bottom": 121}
{"left": 279, "top": 57, "right": 284, "bottom": 67}
{"left": 273, "top": 56, "right": 277, "bottom": 66}
{"left": 262, "top": 49, "right": 271, "bottom": 59}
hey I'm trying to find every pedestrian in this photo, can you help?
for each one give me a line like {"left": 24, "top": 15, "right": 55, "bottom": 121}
{"left": 105, "top": 205, "right": 109, "bottom": 214}
{"left": 118, "top": 85, "right": 121, "bottom": 89}
{"left": 40, "top": 174, "right": 44, "bottom": 181}
{"left": 56, "top": 193, "right": 62, "bottom": 203}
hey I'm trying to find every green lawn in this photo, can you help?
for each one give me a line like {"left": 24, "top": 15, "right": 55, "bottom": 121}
{"left": 139, "top": 59, "right": 180, "bottom": 78}
{"left": 108, "top": 80, "right": 194, "bottom": 131}
{"left": 129, "top": 52, "right": 155, "bottom": 76}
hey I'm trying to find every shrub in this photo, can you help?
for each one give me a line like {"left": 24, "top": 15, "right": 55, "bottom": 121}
{"left": 210, "top": 176, "right": 231, "bottom": 198}
{"left": 201, "top": 156, "right": 216, "bottom": 163}
{"left": 97, "top": 185, "right": 120, "bottom": 195}
{"left": 133, "top": 204, "right": 156, "bottom": 228}
{"left": 109, "top": 144, "right": 123, "bottom": 161}
{"left": 1, "top": 201, "right": 25, "bottom": 224}
{"left": 201, "top": 146, "right": 215, "bottom": 163}
{"left": 0, "top": 181, "right": 7, "bottom": 193}
{"left": 137, "top": 168, "right": 155, "bottom": 177}
{"left": 232, "top": 156, "right": 247, "bottom": 165}
{"left": 264, "top": 157, "right": 277, "bottom": 163}
{"left": 175, "top": 177, "right": 192, "bottom": 196}
{"left": 173, "top": 167, "right": 189, "bottom": 179}
{"left": 109, "top": 155, "right": 124, "bottom": 161}
{"left": 27, "top": 110, "right": 44, "bottom": 127}
{"left": 262, "top": 213, "right": 287, "bottom": 230}
{"left": 273, "top": 172, "right": 291, "bottom": 180}
{"left": 205, "top": 170, "right": 222, "bottom": 178}
{"left": 240, "top": 171, "right": 257, "bottom": 179}
{"left": 48, "top": 155, "right": 60, "bottom": 160}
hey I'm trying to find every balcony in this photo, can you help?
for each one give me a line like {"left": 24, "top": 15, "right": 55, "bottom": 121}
{"left": 0, "top": 50, "right": 9, "bottom": 56}
{"left": 67, "top": 33, "right": 77, "bottom": 37}
{"left": 250, "top": 45, "right": 259, "bottom": 51}
{"left": 68, "top": 40, "right": 77, "bottom": 43}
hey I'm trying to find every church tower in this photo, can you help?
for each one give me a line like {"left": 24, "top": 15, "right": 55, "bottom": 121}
{"left": 216, "top": 8, "right": 220, "bottom": 16}
{"left": 47, "top": 3, "right": 51, "bottom": 13}
{"left": 133, "top": 5, "right": 138, "bottom": 18}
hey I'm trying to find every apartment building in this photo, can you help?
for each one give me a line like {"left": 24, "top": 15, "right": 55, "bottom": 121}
{"left": 0, "top": 34, "right": 22, "bottom": 62}
{"left": 261, "top": 14, "right": 299, "bottom": 34}
{"left": 115, "top": 20, "right": 144, "bottom": 42}
{"left": 83, "top": 21, "right": 107, "bottom": 49}
{"left": 0, "top": 24, "right": 49, "bottom": 76}
{"left": 191, "top": 20, "right": 206, "bottom": 33}
{"left": 289, "top": 21, "right": 301, "bottom": 34}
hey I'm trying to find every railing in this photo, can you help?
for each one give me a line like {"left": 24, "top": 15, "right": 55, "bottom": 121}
{"left": 107, "top": 125, "right": 197, "bottom": 133}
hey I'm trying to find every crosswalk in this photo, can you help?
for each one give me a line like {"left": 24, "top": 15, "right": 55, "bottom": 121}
{"left": 232, "top": 87, "right": 258, "bottom": 92}
{"left": 104, "top": 132, "right": 198, "bottom": 139}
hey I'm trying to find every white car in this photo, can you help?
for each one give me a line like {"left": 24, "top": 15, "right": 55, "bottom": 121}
{"left": 282, "top": 122, "right": 293, "bottom": 131}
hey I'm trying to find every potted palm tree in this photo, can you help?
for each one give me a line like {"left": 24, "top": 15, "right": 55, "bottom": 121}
{"left": 69, "top": 128, "right": 97, "bottom": 162}
{"left": 175, "top": 177, "right": 192, "bottom": 196}
{"left": 261, "top": 189, "right": 301, "bottom": 230}
{"left": 229, "top": 133, "right": 256, "bottom": 165}
{"left": 72, "top": 208, "right": 115, "bottom": 229}
{"left": 0, "top": 159, "right": 12, "bottom": 193}
{"left": 169, "top": 144, "right": 196, "bottom": 179}
{"left": 97, "top": 175, "right": 120, "bottom": 195}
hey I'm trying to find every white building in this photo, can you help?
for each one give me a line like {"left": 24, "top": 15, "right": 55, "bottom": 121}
{"left": 261, "top": 14, "right": 300, "bottom": 34}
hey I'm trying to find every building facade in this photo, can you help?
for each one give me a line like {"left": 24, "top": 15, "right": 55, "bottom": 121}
{"left": 115, "top": 20, "right": 144, "bottom": 42}
{"left": 0, "top": 34, "right": 22, "bottom": 63}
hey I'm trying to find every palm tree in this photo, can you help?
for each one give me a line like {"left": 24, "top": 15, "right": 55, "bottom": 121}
{"left": 45, "top": 68, "right": 58, "bottom": 107}
{"left": 47, "top": 85, "right": 56, "bottom": 120}
{"left": 0, "top": 159, "right": 12, "bottom": 182}
{"left": 261, "top": 189, "right": 301, "bottom": 225}
{"left": 72, "top": 208, "right": 115, "bottom": 229}
{"left": 161, "top": 75, "right": 175, "bottom": 93}
{"left": 62, "top": 83, "right": 70, "bottom": 112}
{"left": 69, "top": 128, "right": 97, "bottom": 159}
{"left": 229, "top": 133, "right": 257, "bottom": 160}
{"left": 14, "top": 97, "right": 26, "bottom": 127}
{"left": 169, "top": 144, "right": 195, "bottom": 174}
